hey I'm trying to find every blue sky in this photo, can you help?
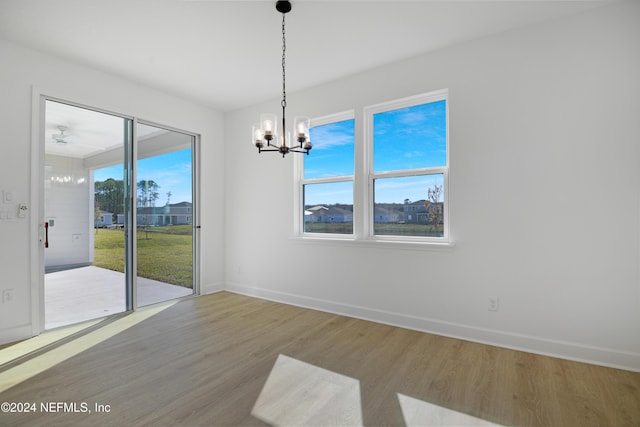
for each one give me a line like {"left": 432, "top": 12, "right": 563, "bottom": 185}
{"left": 94, "top": 148, "right": 193, "bottom": 205}
{"left": 303, "top": 100, "right": 446, "bottom": 206}
{"left": 303, "top": 175, "right": 444, "bottom": 206}
{"left": 373, "top": 100, "right": 447, "bottom": 172}
{"left": 305, "top": 119, "right": 355, "bottom": 179}
{"left": 304, "top": 181, "right": 353, "bottom": 207}
{"left": 373, "top": 174, "right": 444, "bottom": 204}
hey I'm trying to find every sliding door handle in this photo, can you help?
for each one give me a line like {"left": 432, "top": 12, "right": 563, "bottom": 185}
{"left": 44, "top": 222, "right": 49, "bottom": 248}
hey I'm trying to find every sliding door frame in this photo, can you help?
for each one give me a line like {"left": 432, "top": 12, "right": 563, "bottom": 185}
{"left": 135, "top": 118, "right": 201, "bottom": 306}
{"left": 30, "top": 90, "right": 200, "bottom": 335}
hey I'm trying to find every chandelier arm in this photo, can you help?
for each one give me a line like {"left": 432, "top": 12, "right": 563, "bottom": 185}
{"left": 290, "top": 147, "right": 310, "bottom": 153}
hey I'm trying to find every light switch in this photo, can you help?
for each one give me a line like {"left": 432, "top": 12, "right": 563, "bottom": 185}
{"left": 4, "top": 191, "right": 13, "bottom": 203}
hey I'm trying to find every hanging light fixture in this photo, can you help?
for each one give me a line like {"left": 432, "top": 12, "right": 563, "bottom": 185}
{"left": 253, "top": 0, "right": 312, "bottom": 158}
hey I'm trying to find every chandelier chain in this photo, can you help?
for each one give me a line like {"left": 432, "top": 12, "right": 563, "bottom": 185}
{"left": 281, "top": 13, "right": 287, "bottom": 110}
{"left": 253, "top": 1, "right": 311, "bottom": 157}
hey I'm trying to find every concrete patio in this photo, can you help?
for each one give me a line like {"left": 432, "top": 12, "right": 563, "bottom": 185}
{"left": 45, "top": 266, "right": 193, "bottom": 329}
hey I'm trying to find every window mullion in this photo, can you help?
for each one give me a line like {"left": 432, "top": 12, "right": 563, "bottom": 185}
{"left": 372, "top": 167, "right": 447, "bottom": 180}
{"left": 301, "top": 175, "right": 353, "bottom": 186}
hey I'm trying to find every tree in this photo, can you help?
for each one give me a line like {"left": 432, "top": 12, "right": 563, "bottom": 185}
{"left": 137, "top": 180, "right": 160, "bottom": 208}
{"left": 137, "top": 180, "right": 160, "bottom": 240}
{"left": 94, "top": 206, "right": 103, "bottom": 233}
{"left": 94, "top": 178, "right": 125, "bottom": 216}
{"left": 424, "top": 183, "right": 443, "bottom": 232}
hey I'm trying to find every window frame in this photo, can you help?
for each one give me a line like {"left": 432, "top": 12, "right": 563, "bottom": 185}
{"left": 294, "top": 110, "right": 355, "bottom": 238}
{"left": 364, "top": 89, "right": 450, "bottom": 244}
{"left": 294, "top": 89, "right": 450, "bottom": 246}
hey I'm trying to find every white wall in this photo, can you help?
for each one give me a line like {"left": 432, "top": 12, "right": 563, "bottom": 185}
{"left": 225, "top": 1, "right": 640, "bottom": 370}
{"left": 44, "top": 154, "right": 92, "bottom": 269}
{"left": 0, "top": 39, "right": 225, "bottom": 343}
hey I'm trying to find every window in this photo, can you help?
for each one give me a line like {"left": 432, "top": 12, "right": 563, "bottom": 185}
{"left": 299, "top": 112, "right": 354, "bottom": 235}
{"left": 366, "top": 90, "right": 448, "bottom": 241}
{"left": 296, "top": 89, "right": 449, "bottom": 244}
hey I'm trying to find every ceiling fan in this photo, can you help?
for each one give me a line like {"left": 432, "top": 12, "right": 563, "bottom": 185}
{"left": 51, "top": 125, "right": 70, "bottom": 144}
{"left": 47, "top": 124, "right": 108, "bottom": 157}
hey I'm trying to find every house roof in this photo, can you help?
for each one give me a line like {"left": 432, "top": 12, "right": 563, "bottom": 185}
{"left": 307, "top": 205, "right": 329, "bottom": 213}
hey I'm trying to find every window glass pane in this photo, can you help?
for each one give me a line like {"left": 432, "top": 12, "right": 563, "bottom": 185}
{"left": 373, "top": 100, "right": 446, "bottom": 172}
{"left": 136, "top": 126, "right": 195, "bottom": 308}
{"left": 373, "top": 174, "right": 444, "bottom": 237}
{"left": 304, "top": 181, "right": 353, "bottom": 234}
{"left": 304, "top": 119, "right": 354, "bottom": 179}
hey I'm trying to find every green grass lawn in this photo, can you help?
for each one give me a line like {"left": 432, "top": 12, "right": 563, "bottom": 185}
{"left": 374, "top": 223, "right": 444, "bottom": 237}
{"left": 304, "top": 222, "right": 443, "bottom": 237}
{"left": 94, "top": 226, "right": 193, "bottom": 288}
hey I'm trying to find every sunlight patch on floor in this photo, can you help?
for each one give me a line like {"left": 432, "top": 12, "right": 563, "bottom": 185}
{"left": 398, "top": 393, "right": 504, "bottom": 427}
{"left": 0, "top": 301, "right": 177, "bottom": 393}
{"left": 0, "top": 319, "right": 103, "bottom": 366}
{"left": 252, "top": 354, "right": 363, "bottom": 426}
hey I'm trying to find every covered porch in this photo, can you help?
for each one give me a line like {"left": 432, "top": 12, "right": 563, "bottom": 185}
{"left": 45, "top": 266, "right": 193, "bottom": 329}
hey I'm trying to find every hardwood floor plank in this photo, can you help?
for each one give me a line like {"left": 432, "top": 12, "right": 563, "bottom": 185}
{"left": 0, "top": 292, "right": 638, "bottom": 426}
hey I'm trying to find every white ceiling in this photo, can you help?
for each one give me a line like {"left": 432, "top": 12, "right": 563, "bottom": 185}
{"left": 45, "top": 100, "right": 126, "bottom": 158}
{"left": 0, "top": 0, "right": 617, "bottom": 112}
{"left": 44, "top": 100, "right": 163, "bottom": 159}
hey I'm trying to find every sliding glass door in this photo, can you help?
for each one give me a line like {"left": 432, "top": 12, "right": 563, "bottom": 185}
{"left": 43, "top": 99, "right": 197, "bottom": 329}
{"left": 135, "top": 123, "right": 195, "bottom": 307}
{"left": 44, "top": 100, "right": 131, "bottom": 329}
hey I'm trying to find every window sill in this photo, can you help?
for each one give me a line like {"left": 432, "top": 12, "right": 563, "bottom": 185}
{"left": 291, "top": 234, "right": 455, "bottom": 251}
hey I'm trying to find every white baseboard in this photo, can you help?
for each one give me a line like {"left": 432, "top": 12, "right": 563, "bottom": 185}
{"left": 0, "top": 324, "right": 34, "bottom": 346}
{"left": 201, "top": 281, "right": 225, "bottom": 295}
{"left": 225, "top": 282, "right": 640, "bottom": 372}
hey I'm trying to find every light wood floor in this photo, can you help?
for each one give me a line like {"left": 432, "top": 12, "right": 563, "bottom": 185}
{"left": 0, "top": 292, "right": 638, "bottom": 426}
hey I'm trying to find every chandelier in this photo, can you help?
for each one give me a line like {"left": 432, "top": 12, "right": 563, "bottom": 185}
{"left": 253, "top": 0, "right": 312, "bottom": 158}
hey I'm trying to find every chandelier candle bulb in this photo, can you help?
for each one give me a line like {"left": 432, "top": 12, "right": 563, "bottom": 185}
{"left": 252, "top": 124, "right": 264, "bottom": 149}
{"left": 260, "top": 113, "right": 277, "bottom": 142}
{"left": 294, "top": 116, "right": 310, "bottom": 144}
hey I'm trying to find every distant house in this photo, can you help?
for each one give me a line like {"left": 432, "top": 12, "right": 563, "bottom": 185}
{"left": 373, "top": 206, "right": 401, "bottom": 223}
{"left": 95, "top": 211, "right": 113, "bottom": 228}
{"left": 305, "top": 205, "right": 353, "bottom": 224}
{"left": 95, "top": 211, "right": 126, "bottom": 228}
{"left": 137, "top": 201, "right": 193, "bottom": 226}
{"left": 303, "top": 201, "right": 442, "bottom": 225}
{"left": 403, "top": 199, "right": 443, "bottom": 225}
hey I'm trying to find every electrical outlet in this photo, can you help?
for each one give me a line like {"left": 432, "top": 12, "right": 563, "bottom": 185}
{"left": 488, "top": 296, "right": 499, "bottom": 312}
{"left": 2, "top": 289, "right": 15, "bottom": 304}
